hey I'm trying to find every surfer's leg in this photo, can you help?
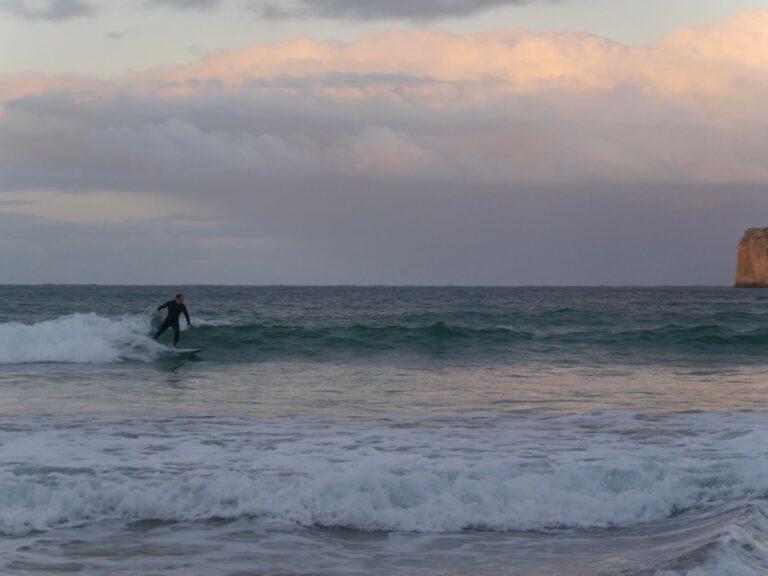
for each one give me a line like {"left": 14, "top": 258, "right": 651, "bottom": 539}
{"left": 172, "top": 322, "right": 180, "bottom": 347}
{"left": 154, "top": 319, "right": 171, "bottom": 341}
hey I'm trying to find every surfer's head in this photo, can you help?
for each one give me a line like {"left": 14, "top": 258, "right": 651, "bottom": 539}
{"left": 175, "top": 294, "right": 184, "bottom": 304}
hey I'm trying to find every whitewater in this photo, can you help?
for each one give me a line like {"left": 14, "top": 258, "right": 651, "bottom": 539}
{"left": 2, "top": 285, "right": 768, "bottom": 575}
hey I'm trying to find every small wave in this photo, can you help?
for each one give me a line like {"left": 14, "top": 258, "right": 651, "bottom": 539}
{"left": 652, "top": 504, "right": 768, "bottom": 576}
{"left": 614, "top": 324, "right": 768, "bottom": 347}
{"left": 0, "top": 313, "right": 161, "bottom": 365}
{"left": 181, "top": 320, "right": 768, "bottom": 364}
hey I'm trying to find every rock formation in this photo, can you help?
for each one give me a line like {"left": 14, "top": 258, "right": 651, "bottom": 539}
{"left": 735, "top": 228, "right": 768, "bottom": 288}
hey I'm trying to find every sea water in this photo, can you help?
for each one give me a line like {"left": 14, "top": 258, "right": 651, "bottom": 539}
{"left": 1, "top": 286, "right": 768, "bottom": 575}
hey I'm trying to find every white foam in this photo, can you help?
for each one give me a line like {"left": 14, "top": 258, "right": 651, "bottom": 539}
{"left": 2, "top": 414, "right": 768, "bottom": 536}
{"left": 0, "top": 313, "right": 162, "bottom": 364}
{"left": 191, "top": 317, "right": 232, "bottom": 327}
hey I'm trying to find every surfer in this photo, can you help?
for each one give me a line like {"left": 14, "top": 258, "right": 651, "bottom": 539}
{"left": 153, "top": 294, "right": 192, "bottom": 347}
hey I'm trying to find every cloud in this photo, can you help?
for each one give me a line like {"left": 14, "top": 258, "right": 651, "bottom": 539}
{"left": 123, "top": 13, "right": 767, "bottom": 127}
{"left": 147, "top": 0, "right": 219, "bottom": 10}
{"left": 1, "top": 0, "right": 95, "bottom": 20}
{"left": 128, "top": 30, "right": 633, "bottom": 102}
{"left": 1, "top": 0, "right": 555, "bottom": 22}
{"left": 252, "top": 0, "right": 553, "bottom": 21}
{"left": 4, "top": 12, "right": 768, "bottom": 188}
{"left": 2, "top": 11, "right": 768, "bottom": 283}
{"left": 0, "top": 190, "right": 204, "bottom": 223}
{"left": 0, "top": 72, "right": 106, "bottom": 102}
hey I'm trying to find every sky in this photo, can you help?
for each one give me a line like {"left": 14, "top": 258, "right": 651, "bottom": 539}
{"left": 1, "top": 0, "right": 768, "bottom": 285}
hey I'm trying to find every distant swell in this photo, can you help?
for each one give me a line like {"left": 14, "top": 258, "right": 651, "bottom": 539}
{"left": 198, "top": 322, "right": 533, "bottom": 352}
{"left": 191, "top": 321, "right": 768, "bottom": 361}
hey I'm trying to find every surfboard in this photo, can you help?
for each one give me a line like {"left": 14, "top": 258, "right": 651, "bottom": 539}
{"left": 166, "top": 347, "right": 203, "bottom": 355}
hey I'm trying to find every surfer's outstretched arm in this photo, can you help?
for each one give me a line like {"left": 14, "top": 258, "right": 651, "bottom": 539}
{"left": 182, "top": 305, "right": 191, "bottom": 327}
{"left": 157, "top": 301, "right": 172, "bottom": 311}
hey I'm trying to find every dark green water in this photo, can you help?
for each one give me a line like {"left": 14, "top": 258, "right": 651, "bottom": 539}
{"left": 3, "top": 285, "right": 768, "bottom": 365}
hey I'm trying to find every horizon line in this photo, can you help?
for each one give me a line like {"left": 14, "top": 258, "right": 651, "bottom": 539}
{"left": 0, "top": 283, "right": 738, "bottom": 289}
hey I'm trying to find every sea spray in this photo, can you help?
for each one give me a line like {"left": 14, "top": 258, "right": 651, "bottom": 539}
{"left": 0, "top": 313, "right": 161, "bottom": 364}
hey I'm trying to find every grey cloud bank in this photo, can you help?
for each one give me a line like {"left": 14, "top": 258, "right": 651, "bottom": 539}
{"left": 253, "top": 0, "right": 550, "bottom": 21}
{"left": 1, "top": 85, "right": 763, "bottom": 285}
{"left": 147, "top": 0, "right": 219, "bottom": 10}
{"left": 1, "top": 0, "right": 94, "bottom": 20}
{"left": 0, "top": 0, "right": 553, "bottom": 21}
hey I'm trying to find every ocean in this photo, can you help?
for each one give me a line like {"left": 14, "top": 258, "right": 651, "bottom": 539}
{"left": 1, "top": 285, "right": 768, "bottom": 575}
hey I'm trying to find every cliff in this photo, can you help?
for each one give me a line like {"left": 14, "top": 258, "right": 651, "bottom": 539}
{"left": 735, "top": 228, "right": 768, "bottom": 288}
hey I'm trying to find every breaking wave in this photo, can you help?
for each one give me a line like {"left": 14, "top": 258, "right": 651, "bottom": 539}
{"left": 2, "top": 413, "right": 768, "bottom": 537}
{"left": 0, "top": 313, "right": 161, "bottom": 364}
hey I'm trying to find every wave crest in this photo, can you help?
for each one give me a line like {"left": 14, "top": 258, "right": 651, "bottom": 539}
{"left": 0, "top": 313, "right": 160, "bottom": 364}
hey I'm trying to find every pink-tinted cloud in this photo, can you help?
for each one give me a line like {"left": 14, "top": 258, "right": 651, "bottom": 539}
{"left": 126, "top": 11, "right": 760, "bottom": 103}
{"left": 2, "top": 11, "right": 768, "bottom": 191}
{"left": 0, "top": 72, "right": 105, "bottom": 103}
{"left": 4, "top": 10, "right": 767, "bottom": 109}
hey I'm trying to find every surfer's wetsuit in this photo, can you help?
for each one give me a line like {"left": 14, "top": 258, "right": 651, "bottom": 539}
{"left": 154, "top": 301, "right": 190, "bottom": 346}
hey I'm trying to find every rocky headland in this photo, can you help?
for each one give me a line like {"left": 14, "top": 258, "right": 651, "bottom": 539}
{"left": 736, "top": 228, "right": 768, "bottom": 288}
